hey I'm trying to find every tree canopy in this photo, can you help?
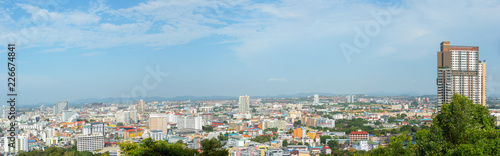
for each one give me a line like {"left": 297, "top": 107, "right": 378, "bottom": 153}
{"left": 415, "top": 94, "right": 500, "bottom": 155}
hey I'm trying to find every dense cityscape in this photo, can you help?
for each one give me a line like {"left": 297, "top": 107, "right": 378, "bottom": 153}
{"left": 2, "top": 89, "right": 500, "bottom": 155}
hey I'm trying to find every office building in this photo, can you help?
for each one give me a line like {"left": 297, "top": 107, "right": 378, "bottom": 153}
{"left": 238, "top": 95, "right": 250, "bottom": 114}
{"left": 314, "top": 94, "right": 319, "bottom": 104}
{"left": 53, "top": 101, "right": 68, "bottom": 115}
{"left": 437, "top": 41, "right": 486, "bottom": 111}
{"left": 77, "top": 134, "right": 104, "bottom": 152}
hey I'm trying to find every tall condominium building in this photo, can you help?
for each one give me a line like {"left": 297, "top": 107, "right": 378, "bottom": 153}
{"left": 3, "top": 136, "right": 28, "bottom": 153}
{"left": 313, "top": 94, "right": 319, "bottom": 104}
{"left": 346, "top": 95, "right": 355, "bottom": 103}
{"left": 53, "top": 101, "right": 68, "bottom": 115}
{"left": 137, "top": 100, "right": 146, "bottom": 112}
{"left": 437, "top": 41, "right": 486, "bottom": 111}
{"left": 149, "top": 113, "right": 170, "bottom": 132}
{"left": 238, "top": 95, "right": 250, "bottom": 114}
{"left": 77, "top": 134, "right": 104, "bottom": 152}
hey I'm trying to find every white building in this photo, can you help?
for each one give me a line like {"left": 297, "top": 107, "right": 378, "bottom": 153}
{"left": 346, "top": 95, "right": 355, "bottom": 103}
{"left": 150, "top": 130, "right": 164, "bottom": 141}
{"left": 238, "top": 95, "right": 250, "bottom": 114}
{"left": 115, "top": 110, "right": 138, "bottom": 125}
{"left": 3, "top": 135, "right": 28, "bottom": 153}
{"left": 317, "top": 118, "right": 335, "bottom": 128}
{"left": 53, "top": 101, "right": 68, "bottom": 115}
{"left": 62, "top": 110, "right": 79, "bottom": 122}
{"left": 83, "top": 122, "right": 105, "bottom": 136}
{"left": 262, "top": 120, "right": 286, "bottom": 130}
{"left": 177, "top": 116, "right": 202, "bottom": 130}
{"left": 314, "top": 94, "right": 319, "bottom": 104}
{"left": 77, "top": 134, "right": 104, "bottom": 152}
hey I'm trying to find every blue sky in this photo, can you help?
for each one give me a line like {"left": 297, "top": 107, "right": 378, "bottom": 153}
{"left": 1, "top": 0, "right": 500, "bottom": 105}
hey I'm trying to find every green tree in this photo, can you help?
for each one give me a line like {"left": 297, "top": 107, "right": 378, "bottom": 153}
{"left": 200, "top": 138, "right": 228, "bottom": 156}
{"left": 416, "top": 94, "right": 500, "bottom": 155}
{"left": 202, "top": 125, "right": 213, "bottom": 133}
{"left": 327, "top": 140, "right": 339, "bottom": 150}
{"left": 282, "top": 139, "right": 288, "bottom": 147}
{"left": 320, "top": 135, "right": 332, "bottom": 144}
{"left": 116, "top": 123, "right": 124, "bottom": 127}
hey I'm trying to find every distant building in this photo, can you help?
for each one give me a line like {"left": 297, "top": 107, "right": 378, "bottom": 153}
{"left": 149, "top": 113, "right": 170, "bottom": 132}
{"left": 150, "top": 130, "right": 164, "bottom": 141}
{"left": 314, "top": 94, "right": 319, "bottom": 104}
{"left": 352, "top": 139, "right": 379, "bottom": 151}
{"left": 53, "top": 101, "right": 68, "bottom": 115}
{"left": 83, "top": 122, "right": 105, "bottom": 136}
{"left": 317, "top": 117, "right": 335, "bottom": 128}
{"left": 116, "top": 110, "right": 138, "bottom": 125}
{"left": 137, "top": 100, "right": 146, "bottom": 112}
{"left": 177, "top": 116, "right": 202, "bottom": 130}
{"left": 262, "top": 120, "right": 286, "bottom": 130}
{"left": 293, "top": 127, "right": 306, "bottom": 139}
{"left": 200, "top": 113, "right": 214, "bottom": 121}
{"left": 391, "top": 105, "right": 402, "bottom": 110}
{"left": 77, "top": 134, "right": 104, "bottom": 152}
{"left": 62, "top": 110, "right": 78, "bottom": 122}
{"left": 238, "top": 95, "right": 250, "bottom": 114}
{"left": 346, "top": 95, "right": 355, "bottom": 103}
{"left": 349, "top": 130, "right": 369, "bottom": 145}
{"left": 437, "top": 41, "right": 486, "bottom": 111}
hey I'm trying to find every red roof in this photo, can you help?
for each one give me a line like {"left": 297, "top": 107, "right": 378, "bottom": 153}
{"left": 125, "top": 129, "right": 143, "bottom": 132}
{"left": 350, "top": 131, "right": 369, "bottom": 135}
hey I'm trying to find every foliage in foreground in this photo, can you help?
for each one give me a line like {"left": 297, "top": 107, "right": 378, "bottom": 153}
{"left": 119, "top": 137, "right": 228, "bottom": 156}
{"left": 18, "top": 145, "right": 109, "bottom": 156}
{"left": 365, "top": 94, "right": 500, "bottom": 156}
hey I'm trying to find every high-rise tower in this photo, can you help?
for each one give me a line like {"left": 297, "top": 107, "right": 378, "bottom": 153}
{"left": 238, "top": 95, "right": 250, "bottom": 114}
{"left": 437, "top": 41, "right": 486, "bottom": 111}
{"left": 137, "top": 100, "right": 146, "bottom": 112}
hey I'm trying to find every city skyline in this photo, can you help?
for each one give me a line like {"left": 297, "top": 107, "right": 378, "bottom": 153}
{"left": 1, "top": 0, "right": 500, "bottom": 105}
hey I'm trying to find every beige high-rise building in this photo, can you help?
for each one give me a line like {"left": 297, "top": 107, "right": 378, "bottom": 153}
{"left": 149, "top": 113, "right": 170, "bottom": 132}
{"left": 437, "top": 41, "right": 486, "bottom": 111}
{"left": 137, "top": 100, "right": 146, "bottom": 112}
{"left": 238, "top": 95, "right": 250, "bottom": 114}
